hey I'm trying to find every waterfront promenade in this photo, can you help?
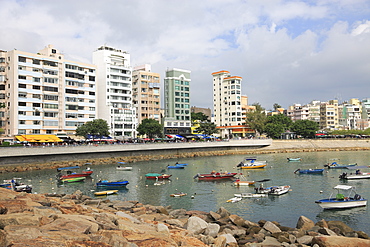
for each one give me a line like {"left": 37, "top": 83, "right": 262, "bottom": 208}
{"left": 1, "top": 138, "right": 370, "bottom": 171}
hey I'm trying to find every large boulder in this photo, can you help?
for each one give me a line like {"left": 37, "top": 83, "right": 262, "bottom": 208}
{"left": 0, "top": 213, "right": 40, "bottom": 229}
{"left": 296, "top": 215, "right": 314, "bottom": 231}
{"left": 263, "top": 221, "right": 281, "bottom": 234}
{"left": 204, "top": 223, "right": 220, "bottom": 237}
{"left": 186, "top": 216, "right": 209, "bottom": 235}
{"left": 327, "top": 220, "right": 354, "bottom": 235}
{"left": 312, "top": 235, "right": 370, "bottom": 247}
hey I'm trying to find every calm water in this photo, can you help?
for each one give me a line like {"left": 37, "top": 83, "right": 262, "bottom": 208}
{"left": 2, "top": 150, "right": 370, "bottom": 233}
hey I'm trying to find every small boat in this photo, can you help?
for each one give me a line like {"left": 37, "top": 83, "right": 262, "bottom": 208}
{"left": 94, "top": 190, "right": 118, "bottom": 196}
{"left": 233, "top": 179, "right": 255, "bottom": 186}
{"left": 339, "top": 170, "right": 370, "bottom": 180}
{"left": 237, "top": 157, "right": 267, "bottom": 169}
{"left": 1, "top": 179, "right": 32, "bottom": 193}
{"left": 193, "top": 171, "right": 238, "bottom": 180}
{"left": 116, "top": 166, "right": 133, "bottom": 171}
{"left": 325, "top": 162, "right": 357, "bottom": 169}
{"left": 287, "top": 158, "right": 301, "bottom": 162}
{"left": 145, "top": 173, "right": 172, "bottom": 179}
{"left": 61, "top": 177, "right": 86, "bottom": 183}
{"left": 257, "top": 185, "right": 291, "bottom": 195}
{"left": 234, "top": 193, "right": 267, "bottom": 198}
{"left": 96, "top": 180, "right": 129, "bottom": 187}
{"left": 294, "top": 168, "right": 324, "bottom": 174}
{"left": 167, "top": 165, "right": 185, "bottom": 169}
{"left": 56, "top": 166, "right": 93, "bottom": 180}
{"left": 226, "top": 196, "right": 242, "bottom": 203}
{"left": 170, "top": 192, "right": 187, "bottom": 197}
{"left": 315, "top": 185, "right": 367, "bottom": 209}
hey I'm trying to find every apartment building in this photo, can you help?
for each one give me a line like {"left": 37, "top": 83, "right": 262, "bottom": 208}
{"left": 132, "top": 64, "right": 161, "bottom": 124}
{"left": 320, "top": 100, "right": 339, "bottom": 130}
{"left": 92, "top": 45, "right": 137, "bottom": 140}
{"left": 212, "top": 70, "right": 251, "bottom": 138}
{"left": 163, "top": 68, "right": 191, "bottom": 136}
{"left": 0, "top": 45, "right": 97, "bottom": 137}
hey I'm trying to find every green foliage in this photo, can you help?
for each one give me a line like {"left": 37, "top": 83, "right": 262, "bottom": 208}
{"left": 137, "top": 118, "right": 163, "bottom": 139}
{"left": 2, "top": 142, "right": 10, "bottom": 146}
{"left": 330, "top": 129, "right": 364, "bottom": 135}
{"left": 273, "top": 103, "right": 281, "bottom": 110}
{"left": 75, "top": 119, "right": 110, "bottom": 139}
{"left": 264, "top": 123, "right": 285, "bottom": 139}
{"left": 0, "top": 103, "right": 5, "bottom": 108}
{"left": 191, "top": 112, "right": 209, "bottom": 122}
{"left": 245, "top": 103, "right": 267, "bottom": 136}
{"left": 291, "top": 120, "right": 319, "bottom": 138}
{"left": 195, "top": 122, "right": 218, "bottom": 136}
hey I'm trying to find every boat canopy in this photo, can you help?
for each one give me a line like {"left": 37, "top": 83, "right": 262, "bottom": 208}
{"left": 57, "top": 166, "right": 80, "bottom": 171}
{"left": 334, "top": 185, "right": 353, "bottom": 190}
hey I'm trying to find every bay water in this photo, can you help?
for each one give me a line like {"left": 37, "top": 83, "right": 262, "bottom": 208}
{"left": 1, "top": 150, "right": 370, "bottom": 234}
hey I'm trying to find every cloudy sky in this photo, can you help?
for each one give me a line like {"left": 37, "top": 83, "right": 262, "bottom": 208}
{"left": 1, "top": 0, "right": 370, "bottom": 110}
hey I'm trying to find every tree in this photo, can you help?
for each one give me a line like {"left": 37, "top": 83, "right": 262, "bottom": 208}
{"left": 273, "top": 103, "right": 281, "bottom": 111}
{"left": 264, "top": 123, "right": 285, "bottom": 139}
{"left": 191, "top": 112, "right": 209, "bottom": 122}
{"left": 245, "top": 103, "right": 267, "bottom": 136}
{"left": 136, "top": 118, "right": 163, "bottom": 139}
{"left": 195, "top": 122, "right": 218, "bottom": 136}
{"left": 75, "top": 119, "right": 110, "bottom": 139}
{"left": 290, "top": 120, "right": 319, "bottom": 138}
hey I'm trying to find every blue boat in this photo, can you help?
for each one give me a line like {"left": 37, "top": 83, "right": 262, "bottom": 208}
{"left": 167, "top": 163, "right": 187, "bottom": 169}
{"left": 57, "top": 165, "right": 80, "bottom": 171}
{"left": 96, "top": 180, "right": 129, "bottom": 187}
{"left": 325, "top": 162, "right": 357, "bottom": 169}
{"left": 294, "top": 168, "right": 324, "bottom": 174}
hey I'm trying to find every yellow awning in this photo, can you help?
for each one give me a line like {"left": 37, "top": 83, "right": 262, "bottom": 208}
{"left": 15, "top": 135, "right": 63, "bottom": 142}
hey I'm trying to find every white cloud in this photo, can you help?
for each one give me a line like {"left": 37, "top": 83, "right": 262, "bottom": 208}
{"left": 1, "top": 0, "right": 369, "bottom": 110}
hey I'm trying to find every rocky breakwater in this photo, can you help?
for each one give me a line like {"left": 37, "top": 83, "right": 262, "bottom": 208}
{"left": 0, "top": 189, "right": 369, "bottom": 247}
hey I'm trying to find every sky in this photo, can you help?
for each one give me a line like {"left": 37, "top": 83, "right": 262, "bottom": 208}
{"left": 1, "top": 0, "right": 370, "bottom": 110}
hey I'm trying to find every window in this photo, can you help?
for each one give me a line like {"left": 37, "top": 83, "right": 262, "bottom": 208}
{"left": 44, "top": 112, "right": 58, "bottom": 117}
{"left": 33, "top": 85, "right": 41, "bottom": 90}
{"left": 33, "top": 77, "right": 41, "bottom": 83}
{"left": 32, "top": 59, "right": 40, "bottom": 65}
{"left": 18, "top": 102, "right": 26, "bottom": 106}
{"left": 89, "top": 92, "right": 95, "bottom": 96}
{"left": 19, "top": 120, "right": 26, "bottom": 124}
{"left": 44, "top": 104, "right": 58, "bottom": 109}
{"left": 32, "top": 103, "right": 41, "bottom": 107}
{"left": 18, "top": 75, "right": 26, "bottom": 80}
{"left": 19, "top": 84, "right": 27, "bottom": 89}
{"left": 44, "top": 78, "right": 58, "bottom": 84}
{"left": 44, "top": 95, "right": 58, "bottom": 101}
{"left": 43, "top": 86, "right": 58, "bottom": 92}
{"left": 18, "top": 57, "right": 26, "bottom": 63}
{"left": 33, "top": 111, "right": 41, "bottom": 116}
{"left": 18, "top": 93, "right": 27, "bottom": 98}
{"left": 18, "top": 111, "right": 26, "bottom": 115}
{"left": 44, "top": 121, "right": 58, "bottom": 126}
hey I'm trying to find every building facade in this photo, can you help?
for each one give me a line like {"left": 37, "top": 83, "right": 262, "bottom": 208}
{"left": 132, "top": 64, "right": 161, "bottom": 124}
{"left": 92, "top": 45, "right": 137, "bottom": 140}
{"left": 212, "top": 70, "right": 250, "bottom": 138}
{"left": 0, "top": 45, "right": 97, "bottom": 137}
{"left": 163, "top": 68, "right": 191, "bottom": 136}
{"left": 319, "top": 100, "right": 339, "bottom": 130}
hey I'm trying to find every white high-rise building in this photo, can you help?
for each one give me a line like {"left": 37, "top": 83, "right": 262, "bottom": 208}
{"left": 93, "top": 46, "right": 137, "bottom": 140}
{"left": 212, "top": 70, "right": 244, "bottom": 138}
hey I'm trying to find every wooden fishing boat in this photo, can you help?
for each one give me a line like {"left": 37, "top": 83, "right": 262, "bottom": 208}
{"left": 193, "top": 171, "right": 238, "bottom": 180}
{"left": 315, "top": 185, "right": 367, "bottom": 209}
{"left": 96, "top": 180, "right": 129, "bottom": 187}
{"left": 94, "top": 190, "right": 118, "bottom": 196}
{"left": 145, "top": 173, "right": 172, "bottom": 179}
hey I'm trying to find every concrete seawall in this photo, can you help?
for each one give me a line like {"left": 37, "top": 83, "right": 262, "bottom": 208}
{"left": 1, "top": 139, "right": 369, "bottom": 173}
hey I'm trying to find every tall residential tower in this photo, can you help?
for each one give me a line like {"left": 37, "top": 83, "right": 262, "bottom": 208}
{"left": 93, "top": 45, "right": 137, "bottom": 140}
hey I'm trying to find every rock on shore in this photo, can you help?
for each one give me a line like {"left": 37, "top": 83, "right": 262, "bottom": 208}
{"left": 0, "top": 188, "right": 369, "bottom": 247}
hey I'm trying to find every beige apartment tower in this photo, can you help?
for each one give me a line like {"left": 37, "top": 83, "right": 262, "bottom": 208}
{"left": 132, "top": 64, "right": 161, "bottom": 124}
{"left": 0, "top": 45, "right": 97, "bottom": 137}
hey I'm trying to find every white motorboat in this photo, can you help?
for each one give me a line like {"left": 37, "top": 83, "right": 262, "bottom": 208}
{"left": 315, "top": 185, "right": 367, "bottom": 209}
{"left": 116, "top": 166, "right": 133, "bottom": 171}
{"left": 234, "top": 193, "right": 267, "bottom": 198}
{"left": 257, "top": 185, "right": 291, "bottom": 195}
{"left": 339, "top": 171, "right": 370, "bottom": 180}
